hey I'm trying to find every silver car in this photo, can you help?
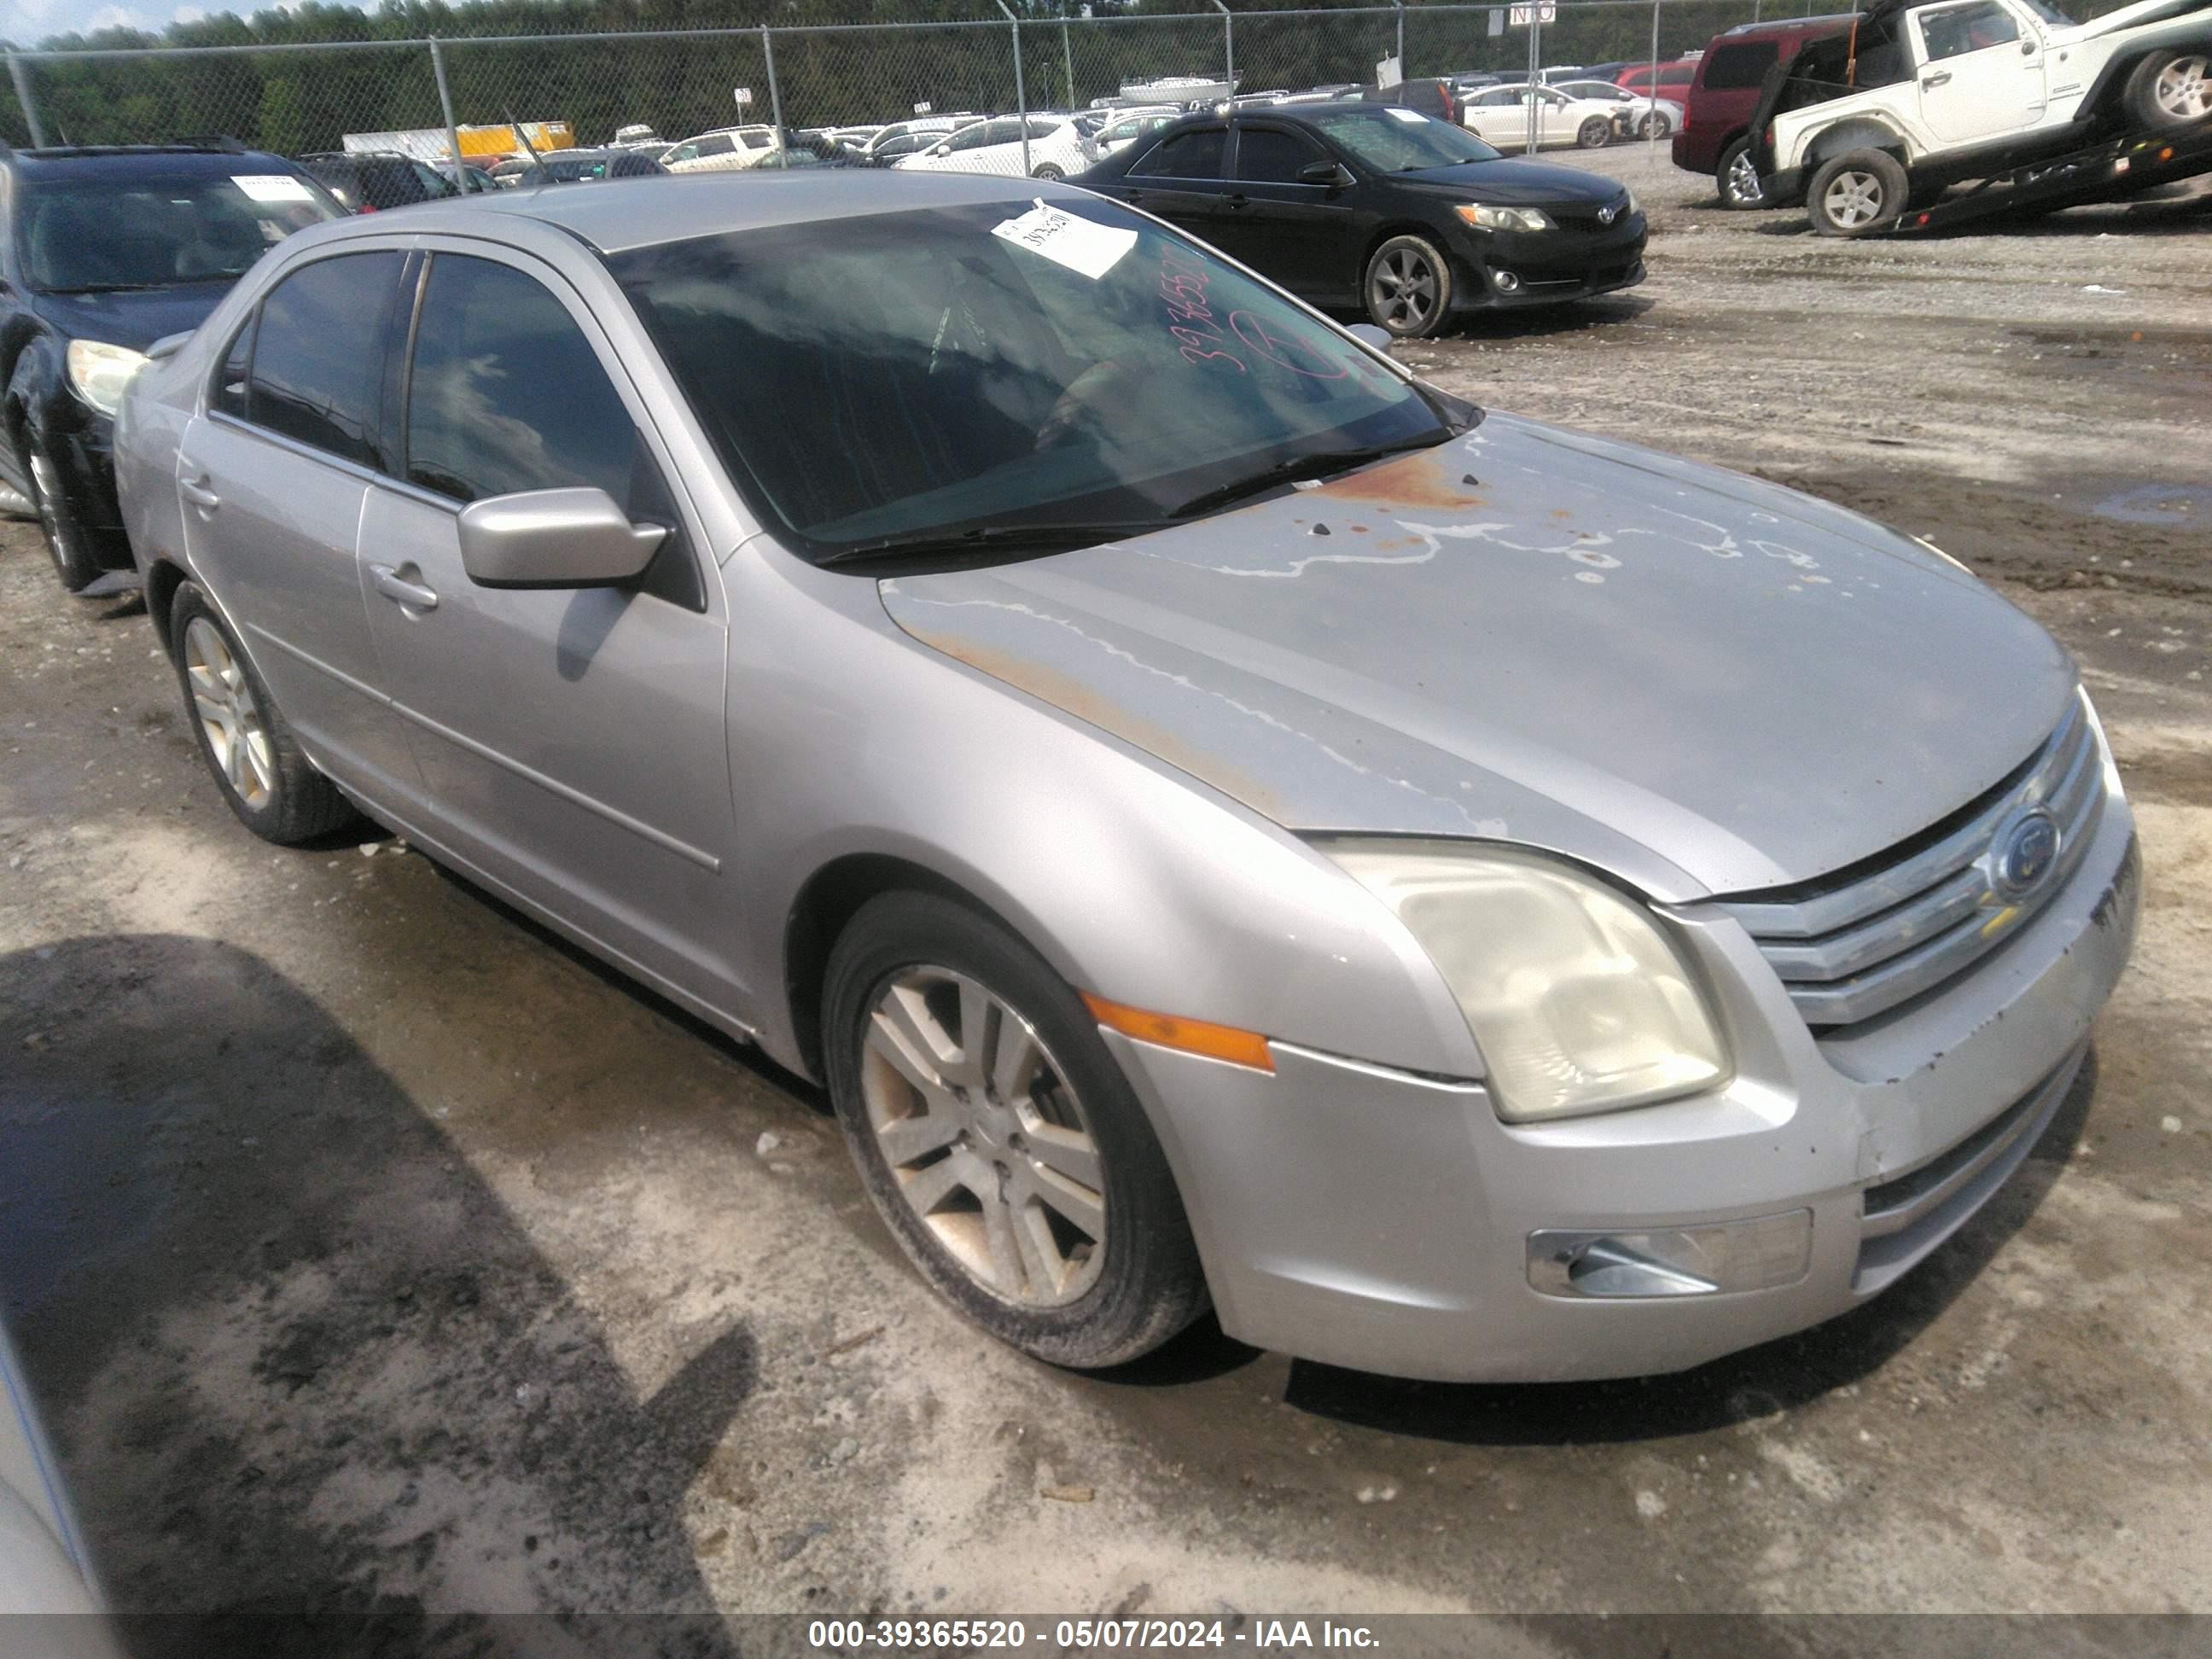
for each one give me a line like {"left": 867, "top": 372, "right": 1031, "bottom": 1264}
{"left": 114, "top": 173, "right": 2139, "bottom": 1382}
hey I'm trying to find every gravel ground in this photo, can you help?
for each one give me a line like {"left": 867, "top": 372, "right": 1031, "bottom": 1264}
{"left": 2, "top": 147, "right": 2209, "bottom": 1644}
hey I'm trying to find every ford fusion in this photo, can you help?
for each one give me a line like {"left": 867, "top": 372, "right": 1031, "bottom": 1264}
{"left": 114, "top": 173, "right": 2137, "bottom": 1381}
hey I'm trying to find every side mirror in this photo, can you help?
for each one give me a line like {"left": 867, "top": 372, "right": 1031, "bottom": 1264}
{"left": 147, "top": 330, "right": 194, "bottom": 362}
{"left": 1299, "top": 159, "right": 1354, "bottom": 188}
{"left": 1347, "top": 323, "right": 1393, "bottom": 351}
{"left": 457, "top": 487, "right": 667, "bottom": 589}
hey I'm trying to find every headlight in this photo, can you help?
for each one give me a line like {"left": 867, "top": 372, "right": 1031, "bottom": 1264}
{"left": 1325, "top": 841, "right": 1730, "bottom": 1123}
{"left": 1621, "top": 187, "right": 1639, "bottom": 216}
{"left": 1455, "top": 202, "right": 1554, "bottom": 232}
{"left": 66, "top": 340, "right": 149, "bottom": 416}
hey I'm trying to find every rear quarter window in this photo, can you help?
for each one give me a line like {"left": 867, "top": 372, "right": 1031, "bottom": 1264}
{"left": 1701, "top": 43, "right": 1782, "bottom": 90}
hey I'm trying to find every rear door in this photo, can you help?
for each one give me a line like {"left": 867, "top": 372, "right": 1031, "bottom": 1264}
{"left": 176, "top": 247, "right": 421, "bottom": 799}
{"left": 354, "top": 246, "right": 742, "bottom": 1010}
{"left": 1911, "top": 0, "right": 2048, "bottom": 143}
{"left": 1220, "top": 122, "right": 1361, "bottom": 302}
{"left": 1112, "top": 125, "right": 1234, "bottom": 241}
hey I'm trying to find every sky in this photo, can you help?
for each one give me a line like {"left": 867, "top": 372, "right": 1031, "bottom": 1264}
{"left": 6, "top": 0, "right": 230, "bottom": 49}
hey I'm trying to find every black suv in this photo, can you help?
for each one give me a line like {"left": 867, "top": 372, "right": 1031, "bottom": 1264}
{"left": 297, "top": 150, "right": 474, "bottom": 212}
{"left": 2, "top": 144, "right": 341, "bottom": 591}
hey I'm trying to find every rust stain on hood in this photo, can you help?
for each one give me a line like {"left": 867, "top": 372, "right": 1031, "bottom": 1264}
{"left": 1308, "top": 450, "right": 1487, "bottom": 511}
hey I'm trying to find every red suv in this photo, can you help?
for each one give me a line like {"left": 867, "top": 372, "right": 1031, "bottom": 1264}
{"left": 1671, "top": 15, "right": 1853, "bottom": 207}
{"left": 1617, "top": 59, "right": 1699, "bottom": 98}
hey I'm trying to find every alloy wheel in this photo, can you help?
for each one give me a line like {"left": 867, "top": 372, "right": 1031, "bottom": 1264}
{"left": 1821, "top": 169, "right": 1885, "bottom": 229}
{"left": 859, "top": 965, "right": 1107, "bottom": 1308}
{"left": 1726, "top": 148, "right": 1764, "bottom": 206}
{"left": 2154, "top": 55, "right": 2210, "bottom": 121}
{"left": 26, "top": 451, "right": 74, "bottom": 572}
{"left": 183, "top": 616, "right": 276, "bottom": 808}
{"left": 1371, "top": 248, "right": 1438, "bottom": 332}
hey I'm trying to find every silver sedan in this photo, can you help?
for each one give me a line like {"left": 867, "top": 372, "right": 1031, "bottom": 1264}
{"left": 114, "top": 173, "right": 2137, "bottom": 1382}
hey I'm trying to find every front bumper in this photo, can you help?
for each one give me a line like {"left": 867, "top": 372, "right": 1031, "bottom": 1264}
{"left": 1109, "top": 793, "right": 2139, "bottom": 1383}
{"left": 1452, "top": 218, "right": 1650, "bottom": 311}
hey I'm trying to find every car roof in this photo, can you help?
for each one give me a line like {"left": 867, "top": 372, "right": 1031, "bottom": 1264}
{"left": 300, "top": 169, "right": 1095, "bottom": 255}
{"left": 3, "top": 144, "right": 304, "bottom": 179}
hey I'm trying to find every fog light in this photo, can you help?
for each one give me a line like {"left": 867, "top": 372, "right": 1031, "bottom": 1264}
{"left": 1493, "top": 270, "right": 1522, "bottom": 294}
{"left": 1527, "top": 1210, "right": 1812, "bottom": 1299}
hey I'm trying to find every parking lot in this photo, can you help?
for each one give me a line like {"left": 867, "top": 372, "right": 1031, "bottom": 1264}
{"left": 3, "top": 145, "right": 2209, "bottom": 1633}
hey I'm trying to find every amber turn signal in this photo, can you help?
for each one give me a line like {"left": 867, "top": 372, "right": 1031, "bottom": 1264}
{"left": 1081, "top": 993, "right": 1275, "bottom": 1073}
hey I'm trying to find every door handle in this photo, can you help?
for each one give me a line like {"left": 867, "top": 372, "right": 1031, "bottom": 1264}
{"left": 369, "top": 563, "right": 439, "bottom": 612}
{"left": 179, "top": 474, "right": 220, "bottom": 510}
{"left": 1922, "top": 69, "right": 1953, "bottom": 88}
{"left": 1225, "top": 193, "right": 1249, "bottom": 209}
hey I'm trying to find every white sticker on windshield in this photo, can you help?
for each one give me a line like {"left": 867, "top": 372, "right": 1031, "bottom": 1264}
{"left": 992, "top": 200, "right": 1138, "bottom": 281}
{"left": 1383, "top": 106, "right": 1427, "bottom": 124}
{"left": 231, "top": 173, "right": 316, "bottom": 202}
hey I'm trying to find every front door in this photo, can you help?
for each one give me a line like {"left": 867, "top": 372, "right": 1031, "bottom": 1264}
{"left": 1912, "top": 0, "right": 2047, "bottom": 143}
{"left": 177, "top": 248, "right": 421, "bottom": 800}
{"left": 1220, "top": 122, "right": 1361, "bottom": 302}
{"left": 355, "top": 247, "right": 744, "bottom": 1011}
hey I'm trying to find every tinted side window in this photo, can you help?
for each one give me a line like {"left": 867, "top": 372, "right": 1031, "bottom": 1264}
{"left": 1132, "top": 127, "right": 1226, "bottom": 178}
{"left": 1236, "top": 126, "right": 1324, "bottom": 183}
{"left": 696, "top": 134, "right": 736, "bottom": 157}
{"left": 247, "top": 252, "right": 403, "bottom": 467}
{"left": 405, "top": 254, "right": 698, "bottom": 608}
{"left": 1702, "top": 43, "right": 1780, "bottom": 90}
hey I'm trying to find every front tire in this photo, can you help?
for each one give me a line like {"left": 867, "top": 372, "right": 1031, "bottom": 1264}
{"left": 1716, "top": 137, "right": 1768, "bottom": 209}
{"left": 1363, "top": 234, "right": 1453, "bottom": 339}
{"left": 2125, "top": 50, "right": 2211, "bottom": 130}
{"left": 823, "top": 892, "right": 1208, "bottom": 1370}
{"left": 1577, "top": 116, "right": 1612, "bottom": 149}
{"left": 1808, "top": 148, "right": 1908, "bottom": 236}
{"left": 170, "top": 582, "right": 356, "bottom": 844}
{"left": 22, "top": 432, "right": 103, "bottom": 593}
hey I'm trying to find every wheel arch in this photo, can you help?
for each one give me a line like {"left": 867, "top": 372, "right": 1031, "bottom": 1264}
{"left": 1803, "top": 119, "right": 1912, "bottom": 168}
{"left": 783, "top": 849, "right": 1039, "bottom": 1084}
{"left": 2083, "top": 26, "right": 2212, "bottom": 119}
{"left": 143, "top": 556, "right": 190, "bottom": 660}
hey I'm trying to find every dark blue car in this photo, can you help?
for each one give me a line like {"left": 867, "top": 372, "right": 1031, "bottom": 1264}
{"left": 1, "top": 143, "right": 341, "bottom": 591}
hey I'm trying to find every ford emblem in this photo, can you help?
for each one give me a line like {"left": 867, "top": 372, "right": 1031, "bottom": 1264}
{"left": 1993, "top": 809, "right": 2061, "bottom": 899}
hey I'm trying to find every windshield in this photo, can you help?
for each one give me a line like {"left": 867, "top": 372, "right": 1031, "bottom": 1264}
{"left": 20, "top": 172, "right": 336, "bottom": 292}
{"left": 613, "top": 197, "right": 1451, "bottom": 559}
{"left": 1310, "top": 107, "right": 1502, "bottom": 171}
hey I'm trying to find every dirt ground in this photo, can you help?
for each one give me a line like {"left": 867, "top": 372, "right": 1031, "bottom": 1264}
{"left": 2, "top": 148, "right": 2209, "bottom": 1645}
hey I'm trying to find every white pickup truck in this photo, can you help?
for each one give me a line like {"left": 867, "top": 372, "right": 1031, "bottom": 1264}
{"left": 1759, "top": 0, "right": 2212, "bottom": 234}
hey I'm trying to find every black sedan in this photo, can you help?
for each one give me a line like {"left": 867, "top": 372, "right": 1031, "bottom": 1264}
{"left": 0, "top": 143, "right": 341, "bottom": 592}
{"left": 1075, "top": 103, "right": 1646, "bottom": 339}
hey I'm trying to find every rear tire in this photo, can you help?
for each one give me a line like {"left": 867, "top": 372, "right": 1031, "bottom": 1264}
{"left": 1716, "top": 137, "right": 1768, "bottom": 209}
{"left": 823, "top": 891, "right": 1208, "bottom": 1370}
{"left": 1636, "top": 112, "right": 1668, "bottom": 140}
{"left": 1808, "top": 148, "right": 1908, "bottom": 236}
{"left": 1577, "top": 117, "right": 1612, "bottom": 148}
{"left": 1031, "top": 163, "right": 1066, "bottom": 180}
{"left": 1363, "top": 234, "right": 1453, "bottom": 339}
{"left": 2124, "top": 50, "right": 2211, "bottom": 130}
{"left": 169, "top": 582, "right": 357, "bottom": 845}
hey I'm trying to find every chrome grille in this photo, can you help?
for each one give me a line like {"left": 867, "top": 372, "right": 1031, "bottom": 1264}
{"left": 1720, "top": 694, "right": 2105, "bottom": 1029}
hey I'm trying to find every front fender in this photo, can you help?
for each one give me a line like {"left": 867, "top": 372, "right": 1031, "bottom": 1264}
{"left": 725, "top": 547, "right": 1484, "bottom": 1086}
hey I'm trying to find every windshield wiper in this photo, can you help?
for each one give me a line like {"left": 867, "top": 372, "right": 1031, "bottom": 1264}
{"left": 817, "top": 517, "right": 1179, "bottom": 566}
{"left": 1167, "top": 434, "right": 1448, "bottom": 520}
{"left": 43, "top": 282, "right": 170, "bottom": 294}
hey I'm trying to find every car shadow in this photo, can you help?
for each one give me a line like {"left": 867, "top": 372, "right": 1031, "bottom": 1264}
{"left": 1439, "top": 293, "right": 1657, "bottom": 343}
{"left": 0, "top": 934, "right": 752, "bottom": 1655}
{"left": 1271, "top": 1052, "right": 2098, "bottom": 1447}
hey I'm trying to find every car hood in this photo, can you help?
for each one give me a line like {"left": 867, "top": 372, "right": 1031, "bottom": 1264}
{"left": 2052, "top": 0, "right": 2206, "bottom": 42}
{"left": 29, "top": 282, "right": 232, "bottom": 354}
{"left": 1394, "top": 158, "right": 1629, "bottom": 207}
{"left": 876, "top": 414, "right": 2076, "bottom": 901}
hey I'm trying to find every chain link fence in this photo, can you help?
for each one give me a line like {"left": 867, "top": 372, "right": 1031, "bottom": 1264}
{"left": 0, "top": 0, "right": 2086, "bottom": 166}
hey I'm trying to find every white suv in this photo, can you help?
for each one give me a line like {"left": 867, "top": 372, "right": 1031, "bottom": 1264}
{"left": 1766, "top": 0, "right": 2211, "bottom": 233}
